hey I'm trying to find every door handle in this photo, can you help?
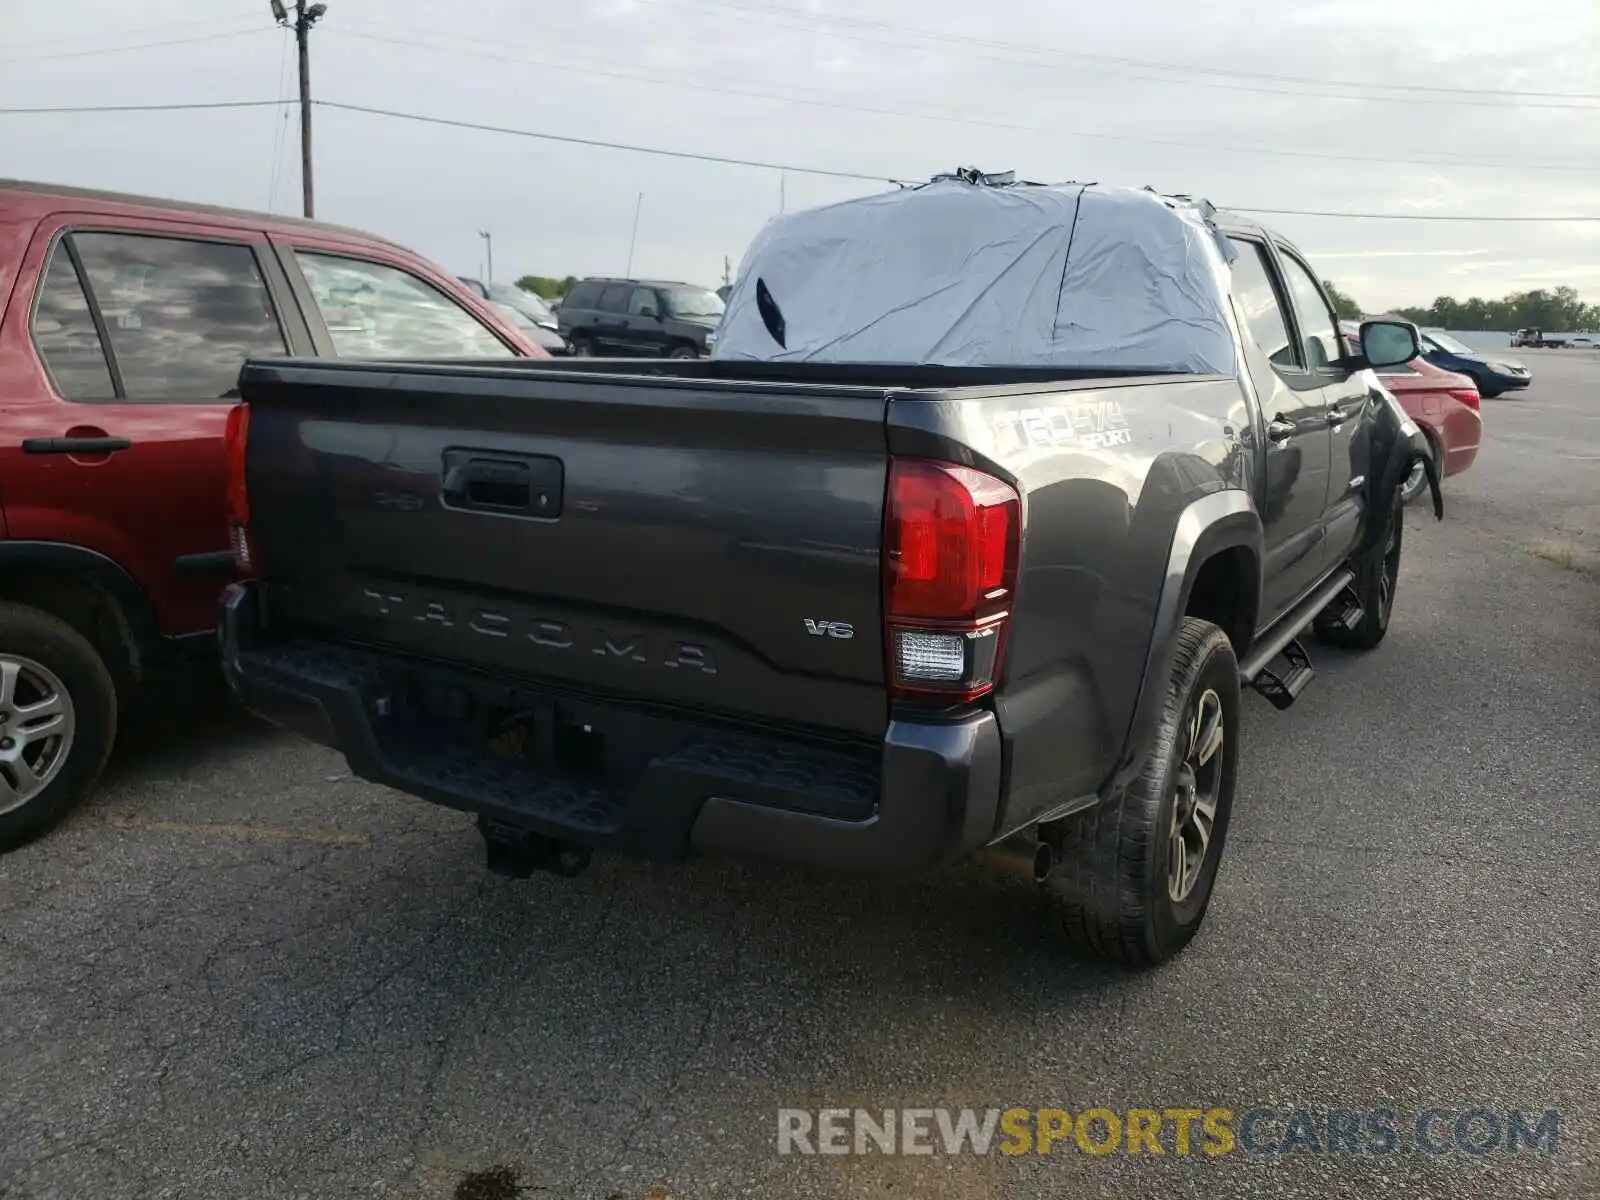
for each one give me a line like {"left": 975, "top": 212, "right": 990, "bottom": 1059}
{"left": 1326, "top": 408, "right": 1350, "bottom": 427}
{"left": 1267, "top": 417, "right": 1298, "bottom": 443}
{"left": 441, "top": 449, "right": 563, "bottom": 516}
{"left": 22, "top": 436, "right": 132, "bottom": 455}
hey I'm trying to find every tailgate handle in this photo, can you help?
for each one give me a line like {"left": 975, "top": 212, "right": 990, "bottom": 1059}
{"left": 441, "top": 451, "right": 563, "bottom": 517}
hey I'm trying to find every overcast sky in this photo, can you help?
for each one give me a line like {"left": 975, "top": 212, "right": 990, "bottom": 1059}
{"left": 4, "top": 0, "right": 1597, "bottom": 310}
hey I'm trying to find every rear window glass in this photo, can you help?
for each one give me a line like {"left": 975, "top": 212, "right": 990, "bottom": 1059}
{"left": 70, "top": 231, "right": 287, "bottom": 401}
{"left": 565, "top": 281, "right": 602, "bottom": 309}
{"left": 31, "top": 249, "right": 117, "bottom": 401}
{"left": 598, "top": 285, "right": 630, "bottom": 313}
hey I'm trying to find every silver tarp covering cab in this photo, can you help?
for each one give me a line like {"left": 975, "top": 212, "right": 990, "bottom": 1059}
{"left": 713, "top": 178, "right": 1239, "bottom": 375}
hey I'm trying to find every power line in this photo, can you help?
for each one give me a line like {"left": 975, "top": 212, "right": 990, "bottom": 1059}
{"left": 316, "top": 100, "right": 1600, "bottom": 221}
{"left": 266, "top": 28, "right": 294, "bottom": 211}
{"left": 634, "top": 0, "right": 1600, "bottom": 108}
{"left": 1229, "top": 208, "right": 1600, "bottom": 223}
{"left": 614, "top": 0, "right": 1600, "bottom": 110}
{"left": 4, "top": 96, "right": 1596, "bottom": 221}
{"left": 0, "top": 26, "right": 274, "bottom": 63}
{"left": 314, "top": 100, "right": 905, "bottom": 183}
{"left": 0, "top": 101, "right": 283, "bottom": 116}
{"left": 337, "top": 28, "right": 1600, "bottom": 174}
{"left": 2, "top": 13, "right": 264, "bottom": 49}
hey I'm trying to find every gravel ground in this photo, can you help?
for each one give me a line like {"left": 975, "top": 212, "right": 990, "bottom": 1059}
{"left": 1, "top": 354, "right": 1596, "bottom": 1200}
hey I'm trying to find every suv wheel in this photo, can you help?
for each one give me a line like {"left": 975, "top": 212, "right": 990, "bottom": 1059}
{"left": 1041, "top": 617, "right": 1239, "bottom": 968}
{"left": 570, "top": 333, "right": 594, "bottom": 357}
{"left": 667, "top": 343, "right": 699, "bottom": 360}
{"left": 1316, "top": 487, "right": 1403, "bottom": 651}
{"left": 0, "top": 602, "right": 118, "bottom": 851}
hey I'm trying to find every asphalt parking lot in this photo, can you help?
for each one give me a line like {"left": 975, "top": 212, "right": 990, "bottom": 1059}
{"left": 2, "top": 354, "right": 1597, "bottom": 1200}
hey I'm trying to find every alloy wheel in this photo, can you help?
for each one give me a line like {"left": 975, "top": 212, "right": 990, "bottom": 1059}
{"left": 0, "top": 655, "right": 77, "bottom": 815}
{"left": 1377, "top": 507, "right": 1402, "bottom": 627}
{"left": 1168, "top": 687, "right": 1224, "bottom": 904}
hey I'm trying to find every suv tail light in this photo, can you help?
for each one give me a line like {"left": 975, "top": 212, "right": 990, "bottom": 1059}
{"left": 1447, "top": 386, "right": 1481, "bottom": 412}
{"left": 224, "top": 402, "right": 256, "bottom": 574}
{"left": 884, "top": 459, "right": 1020, "bottom": 705}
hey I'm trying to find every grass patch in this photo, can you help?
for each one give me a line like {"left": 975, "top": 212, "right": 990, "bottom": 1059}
{"left": 1527, "top": 539, "right": 1589, "bottom": 572}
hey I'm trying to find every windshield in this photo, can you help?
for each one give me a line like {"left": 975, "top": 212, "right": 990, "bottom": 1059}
{"left": 1423, "top": 330, "right": 1474, "bottom": 355}
{"left": 486, "top": 283, "right": 553, "bottom": 320}
{"left": 663, "top": 287, "right": 724, "bottom": 318}
{"left": 489, "top": 301, "right": 539, "bottom": 330}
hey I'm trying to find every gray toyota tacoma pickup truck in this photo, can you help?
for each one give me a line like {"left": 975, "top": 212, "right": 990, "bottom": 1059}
{"left": 219, "top": 178, "right": 1438, "bottom": 967}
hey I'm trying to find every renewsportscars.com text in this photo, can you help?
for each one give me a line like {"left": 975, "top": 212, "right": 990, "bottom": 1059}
{"left": 777, "top": 1107, "right": 1560, "bottom": 1158}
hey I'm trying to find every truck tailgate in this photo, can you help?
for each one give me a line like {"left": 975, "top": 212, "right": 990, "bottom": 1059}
{"left": 238, "top": 360, "right": 891, "bottom": 739}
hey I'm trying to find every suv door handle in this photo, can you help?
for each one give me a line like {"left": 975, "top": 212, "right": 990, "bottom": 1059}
{"left": 1267, "top": 417, "right": 1298, "bottom": 443}
{"left": 1326, "top": 408, "right": 1350, "bottom": 427}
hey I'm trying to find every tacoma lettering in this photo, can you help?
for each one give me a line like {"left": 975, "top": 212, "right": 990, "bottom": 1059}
{"left": 350, "top": 587, "right": 713, "bottom": 672}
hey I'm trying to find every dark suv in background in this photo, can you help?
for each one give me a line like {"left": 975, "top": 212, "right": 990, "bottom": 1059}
{"left": 557, "top": 278, "right": 724, "bottom": 358}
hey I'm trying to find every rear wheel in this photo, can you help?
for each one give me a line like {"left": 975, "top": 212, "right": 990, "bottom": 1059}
{"left": 1041, "top": 618, "right": 1239, "bottom": 968}
{"left": 1316, "top": 487, "right": 1403, "bottom": 651}
{"left": 570, "top": 333, "right": 595, "bottom": 357}
{"left": 667, "top": 342, "right": 699, "bottom": 359}
{"left": 0, "top": 602, "right": 118, "bottom": 851}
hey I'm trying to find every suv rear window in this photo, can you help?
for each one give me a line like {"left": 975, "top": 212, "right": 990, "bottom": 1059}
{"left": 31, "top": 250, "right": 117, "bottom": 401}
{"left": 564, "top": 281, "right": 603, "bottom": 309}
{"left": 294, "top": 252, "right": 513, "bottom": 359}
{"left": 36, "top": 232, "right": 288, "bottom": 402}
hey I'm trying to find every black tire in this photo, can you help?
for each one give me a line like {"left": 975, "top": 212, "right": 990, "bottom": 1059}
{"left": 667, "top": 342, "right": 699, "bottom": 359}
{"left": 570, "top": 333, "right": 595, "bottom": 357}
{"left": 1042, "top": 618, "right": 1240, "bottom": 968}
{"left": 1316, "top": 487, "right": 1403, "bottom": 651}
{"left": 0, "top": 602, "right": 118, "bottom": 851}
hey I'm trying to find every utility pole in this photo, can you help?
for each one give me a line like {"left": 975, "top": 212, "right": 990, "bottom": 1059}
{"left": 479, "top": 231, "right": 493, "bottom": 284}
{"left": 271, "top": 1, "right": 328, "bottom": 219}
{"left": 625, "top": 192, "right": 643, "bottom": 277}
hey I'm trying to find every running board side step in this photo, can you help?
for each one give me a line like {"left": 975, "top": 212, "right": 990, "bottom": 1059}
{"left": 1251, "top": 638, "right": 1313, "bottom": 710}
{"left": 1237, "top": 568, "right": 1355, "bottom": 710}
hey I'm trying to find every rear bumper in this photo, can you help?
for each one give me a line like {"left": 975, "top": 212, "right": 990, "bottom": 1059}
{"left": 1489, "top": 371, "right": 1531, "bottom": 392}
{"left": 219, "top": 582, "right": 1003, "bottom": 871}
{"left": 1433, "top": 403, "right": 1482, "bottom": 480}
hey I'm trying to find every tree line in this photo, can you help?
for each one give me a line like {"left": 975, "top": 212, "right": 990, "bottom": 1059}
{"left": 1389, "top": 287, "right": 1599, "bottom": 332}
{"left": 515, "top": 275, "right": 579, "bottom": 300}
{"left": 1326, "top": 281, "right": 1598, "bottom": 331}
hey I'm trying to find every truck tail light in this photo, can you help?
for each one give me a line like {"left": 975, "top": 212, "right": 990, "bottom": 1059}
{"left": 884, "top": 459, "right": 1020, "bottom": 706}
{"left": 1448, "top": 386, "right": 1481, "bottom": 413}
{"left": 224, "top": 402, "right": 256, "bottom": 574}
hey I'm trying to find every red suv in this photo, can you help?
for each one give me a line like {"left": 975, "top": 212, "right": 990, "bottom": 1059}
{"left": 0, "top": 178, "right": 544, "bottom": 848}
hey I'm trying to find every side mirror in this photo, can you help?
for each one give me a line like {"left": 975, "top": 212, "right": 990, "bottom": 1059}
{"left": 1359, "top": 320, "right": 1421, "bottom": 370}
